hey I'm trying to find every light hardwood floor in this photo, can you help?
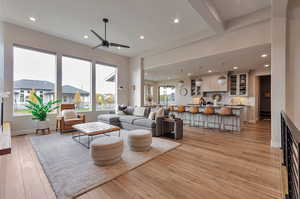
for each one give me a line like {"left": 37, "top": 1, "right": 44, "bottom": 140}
{"left": 0, "top": 121, "right": 282, "bottom": 199}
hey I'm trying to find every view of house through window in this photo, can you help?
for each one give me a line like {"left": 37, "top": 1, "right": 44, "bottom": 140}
{"left": 13, "top": 46, "right": 56, "bottom": 115}
{"left": 159, "top": 86, "right": 175, "bottom": 106}
{"left": 62, "top": 56, "right": 91, "bottom": 111}
{"left": 96, "top": 63, "right": 116, "bottom": 111}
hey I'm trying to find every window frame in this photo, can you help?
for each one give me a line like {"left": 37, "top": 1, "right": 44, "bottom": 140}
{"left": 61, "top": 55, "right": 93, "bottom": 112}
{"left": 12, "top": 45, "right": 57, "bottom": 116}
{"left": 95, "top": 61, "right": 118, "bottom": 112}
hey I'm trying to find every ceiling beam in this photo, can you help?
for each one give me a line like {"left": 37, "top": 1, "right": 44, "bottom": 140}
{"left": 188, "top": 0, "right": 224, "bottom": 34}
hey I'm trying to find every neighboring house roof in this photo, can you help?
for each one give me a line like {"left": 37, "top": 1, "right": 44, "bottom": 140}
{"left": 14, "top": 79, "right": 89, "bottom": 95}
{"left": 104, "top": 72, "right": 116, "bottom": 82}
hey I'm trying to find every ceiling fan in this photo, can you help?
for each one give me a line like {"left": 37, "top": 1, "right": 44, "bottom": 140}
{"left": 90, "top": 18, "right": 130, "bottom": 49}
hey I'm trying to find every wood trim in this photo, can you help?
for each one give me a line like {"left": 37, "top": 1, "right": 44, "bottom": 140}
{"left": 0, "top": 122, "right": 12, "bottom": 155}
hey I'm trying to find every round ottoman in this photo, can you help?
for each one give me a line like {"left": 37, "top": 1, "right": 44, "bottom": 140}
{"left": 90, "top": 136, "right": 123, "bottom": 166}
{"left": 128, "top": 130, "right": 152, "bottom": 152}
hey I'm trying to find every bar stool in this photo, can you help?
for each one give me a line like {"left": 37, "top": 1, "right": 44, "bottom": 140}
{"left": 176, "top": 105, "right": 187, "bottom": 124}
{"left": 201, "top": 106, "right": 218, "bottom": 129}
{"left": 189, "top": 106, "right": 199, "bottom": 127}
{"left": 218, "top": 107, "right": 239, "bottom": 131}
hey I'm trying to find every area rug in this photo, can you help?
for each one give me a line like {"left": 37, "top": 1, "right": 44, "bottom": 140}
{"left": 30, "top": 130, "right": 181, "bottom": 199}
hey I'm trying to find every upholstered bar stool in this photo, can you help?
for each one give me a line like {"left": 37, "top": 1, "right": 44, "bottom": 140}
{"left": 202, "top": 106, "right": 218, "bottom": 129}
{"left": 189, "top": 106, "right": 199, "bottom": 127}
{"left": 176, "top": 105, "right": 186, "bottom": 123}
{"left": 218, "top": 107, "right": 239, "bottom": 131}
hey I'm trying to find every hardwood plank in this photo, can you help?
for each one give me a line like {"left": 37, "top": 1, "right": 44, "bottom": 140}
{"left": 0, "top": 121, "right": 282, "bottom": 199}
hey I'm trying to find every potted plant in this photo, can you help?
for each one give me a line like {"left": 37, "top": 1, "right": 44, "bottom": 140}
{"left": 25, "top": 92, "right": 61, "bottom": 130}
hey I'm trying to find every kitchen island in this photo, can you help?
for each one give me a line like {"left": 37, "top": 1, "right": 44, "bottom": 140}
{"left": 169, "top": 105, "right": 244, "bottom": 131}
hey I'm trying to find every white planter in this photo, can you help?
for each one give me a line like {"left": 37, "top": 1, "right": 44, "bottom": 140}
{"left": 36, "top": 120, "right": 50, "bottom": 130}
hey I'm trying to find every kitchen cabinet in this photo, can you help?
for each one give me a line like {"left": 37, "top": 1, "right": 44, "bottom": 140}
{"left": 200, "top": 74, "right": 228, "bottom": 92}
{"left": 229, "top": 73, "right": 248, "bottom": 96}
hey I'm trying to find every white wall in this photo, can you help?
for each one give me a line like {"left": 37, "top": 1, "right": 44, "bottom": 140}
{"left": 0, "top": 22, "right": 4, "bottom": 93}
{"left": 286, "top": 0, "right": 300, "bottom": 129}
{"left": 2, "top": 22, "right": 130, "bottom": 135}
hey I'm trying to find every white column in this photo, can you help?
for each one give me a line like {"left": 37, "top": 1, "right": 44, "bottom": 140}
{"left": 271, "top": 0, "right": 288, "bottom": 147}
{"left": 91, "top": 61, "right": 96, "bottom": 111}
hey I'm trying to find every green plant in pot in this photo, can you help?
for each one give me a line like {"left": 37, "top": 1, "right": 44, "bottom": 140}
{"left": 25, "top": 92, "right": 61, "bottom": 130}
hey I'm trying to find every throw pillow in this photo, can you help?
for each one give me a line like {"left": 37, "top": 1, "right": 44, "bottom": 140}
{"left": 133, "top": 107, "right": 146, "bottom": 117}
{"left": 62, "top": 109, "right": 77, "bottom": 120}
{"left": 148, "top": 111, "right": 156, "bottom": 120}
{"left": 156, "top": 108, "right": 164, "bottom": 118}
{"left": 116, "top": 110, "right": 125, "bottom": 115}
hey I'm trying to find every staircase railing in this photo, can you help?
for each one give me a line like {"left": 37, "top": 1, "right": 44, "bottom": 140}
{"left": 281, "top": 111, "right": 300, "bottom": 199}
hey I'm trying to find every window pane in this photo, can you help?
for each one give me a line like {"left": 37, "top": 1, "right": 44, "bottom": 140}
{"left": 62, "top": 56, "right": 91, "bottom": 111}
{"left": 96, "top": 64, "right": 116, "bottom": 111}
{"left": 13, "top": 47, "right": 56, "bottom": 115}
{"left": 159, "top": 86, "right": 175, "bottom": 106}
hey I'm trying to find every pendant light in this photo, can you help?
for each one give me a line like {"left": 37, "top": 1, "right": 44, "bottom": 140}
{"left": 178, "top": 68, "right": 185, "bottom": 87}
{"left": 217, "top": 63, "right": 227, "bottom": 85}
{"left": 195, "top": 77, "right": 203, "bottom": 87}
{"left": 195, "top": 65, "right": 203, "bottom": 87}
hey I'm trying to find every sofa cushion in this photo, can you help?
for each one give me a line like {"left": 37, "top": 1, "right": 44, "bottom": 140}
{"left": 133, "top": 118, "right": 156, "bottom": 128}
{"left": 123, "top": 106, "right": 135, "bottom": 115}
{"left": 133, "top": 107, "right": 146, "bottom": 117}
{"left": 119, "top": 115, "right": 143, "bottom": 124}
{"left": 62, "top": 109, "right": 77, "bottom": 120}
{"left": 97, "top": 114, "right": 120, "bottom": 123}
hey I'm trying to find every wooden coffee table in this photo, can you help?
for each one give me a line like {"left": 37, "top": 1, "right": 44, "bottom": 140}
{"left": 72, "top": 122, "right": 121, "bottom": 148}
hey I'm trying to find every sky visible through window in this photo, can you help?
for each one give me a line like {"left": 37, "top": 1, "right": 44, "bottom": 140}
{"left": 14, "top": 47, "right": 56, "bottom": 82}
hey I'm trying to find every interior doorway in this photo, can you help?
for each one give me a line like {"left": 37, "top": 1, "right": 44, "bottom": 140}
{"left": 259, "top": 75, "right": 271, "bottom": 120}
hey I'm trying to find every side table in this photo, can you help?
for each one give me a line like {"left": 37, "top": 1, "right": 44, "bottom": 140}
{"left": 163, "top": 118, "right": 183, "bottom": 139}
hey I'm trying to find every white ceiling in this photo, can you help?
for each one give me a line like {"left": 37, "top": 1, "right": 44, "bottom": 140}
{"left": 145, "top": 44, "right": 271, "bottom": 81}
{"left": 0, "top": 0, "right": 213, "bottom": 57}
{"left": 0, "top": 0, "right": 271, "bottom": 57}
{"left": 212, "top": 0, "right": 271, "bottom": 21}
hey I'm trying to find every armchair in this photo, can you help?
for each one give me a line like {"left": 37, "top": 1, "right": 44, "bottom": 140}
{"left": 56, "top": 104, "right": 86, "bottom": 134}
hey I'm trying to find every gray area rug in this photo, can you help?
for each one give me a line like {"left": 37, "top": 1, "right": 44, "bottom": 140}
{"left": 30, "top": 130, "right": 180, "bottom": 199}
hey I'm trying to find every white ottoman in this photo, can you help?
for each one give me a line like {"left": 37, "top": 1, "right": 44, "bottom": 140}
{"left": 128, "top": 130, "right": 152, "bottom": 152}
{"left": 90, "top": 136, "right": 123, "bottom": 166}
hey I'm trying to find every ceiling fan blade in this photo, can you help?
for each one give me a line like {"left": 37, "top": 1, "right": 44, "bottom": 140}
{"left": 110, "top": 42, "right": 130, "bottom": 48}
{"left": 92, "top": 44, "right": 103, "bottom": 49}
{"left": 90, "top": 29, "right": 104, "bottom": 41}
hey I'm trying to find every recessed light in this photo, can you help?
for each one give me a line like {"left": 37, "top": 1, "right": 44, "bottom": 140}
{"left": 208, "top": 70, "right": 212, "bottom": 73}
{"left": 168, "top": 77, "right": 171, "bottom": 80}
{"left": 233, "top": 66, "right": 238, "bottom": 70}
{"left": 140, "top": 35, "right": 145, "bottom": 40}
{"left": 174, "top": 18, "right": 180, "bottom": 24}
{"left": 83, "top": 35, "right": 89, "bottom": 39}
{"left": 187, "top": 73, "right": 192, "bottom": 76}
{"left": 261, "top": 54, "right": 268, "bottom": 58}
{"left": 29, "top": 17, "right": 36, "bottom": 22}
{"left": 117, "top": 46, "right": 121, "bottom": 50}
{"left": 264, "top": 64, "right": 270, "bottom": 68}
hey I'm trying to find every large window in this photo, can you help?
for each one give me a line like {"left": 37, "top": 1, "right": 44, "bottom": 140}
{"left": 96, "top": 63, "right": 116, "bottom": 111}
{"left": 62, "top": 56, "right": 91, "bottom": 111}
{"left": 13, "top": 46, "right": 56, "bottom": 115}
{"left": 159, "top": 86, "right": 175, "bottom": 106}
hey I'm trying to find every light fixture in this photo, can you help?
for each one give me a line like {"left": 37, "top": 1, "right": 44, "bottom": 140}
{"left": 187, "top": 72, "right": 192, "bottom": 77}
{"left": 140, "top": 35, "right": 145, "bottom": 40}
{"left": 174, "top": 18, "right": 180, "bottom": 24}
{"left": 117, "top": 46, "right": 121, "bottom": 50}
{"left": 168, "top": 77, "right": 171, "bottom": 80}
{"left": 208, "top": 70, "right": 212, "bottom": 73}
{"left": 233, "top": 66, "right": 238, "bottom": 70}
{"left": 217, "top": 75, "right": 227, "bottom": 85}
{"left": 261, "top": 54, "right": 268, "bottom": 58}
{"left": 29, "top": 17, "right": 36, "bottom": 22}
{"left": 178, "top": 80, "right": 184, "bottom": 87}
{"left": 264, "top": 64, "right": 270, "bottom": 68}
{"left": 195, "top": 78, "right": 203, "bottom": 87}
{"left": 84, "top": 35, "right": 89, "bottom": 39}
